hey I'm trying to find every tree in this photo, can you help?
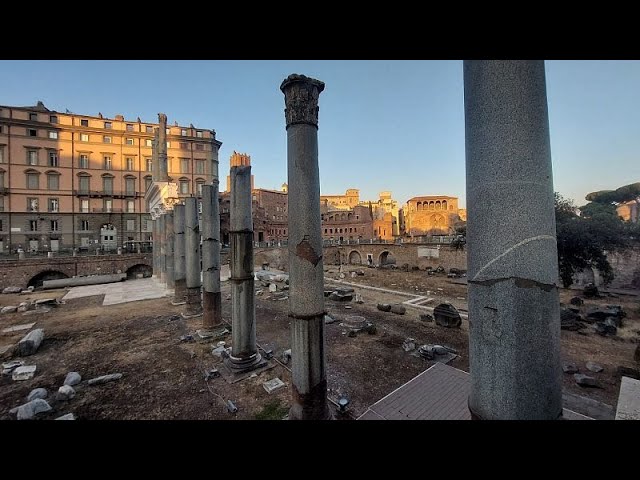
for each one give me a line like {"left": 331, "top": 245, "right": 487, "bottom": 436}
{"left": 555, "top": 193, "right": 628, "bottom": 288}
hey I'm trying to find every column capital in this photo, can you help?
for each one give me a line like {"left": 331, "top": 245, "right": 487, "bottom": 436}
{"left": 280, "top": 74, "right": 325, "bottom": 129}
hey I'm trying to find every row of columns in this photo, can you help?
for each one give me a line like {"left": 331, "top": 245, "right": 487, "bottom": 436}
{"left": 148, "top": 63, "right": 562, "bottom": 421}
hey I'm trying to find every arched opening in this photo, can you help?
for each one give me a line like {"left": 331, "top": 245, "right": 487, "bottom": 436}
{"left": 28, "top": 270, "right": 70, "bottom": 288}
{"left": 436, "top": 201, "right": 441, "bottom": 210}
{"left": 429, "top": 201, "right": 435, "bottom": 209}
{"left": 417, "top": 202, "right": 423, "bottom": 211}
{"left": 378, "top": 250, "right": 396, "bottom": 266}
{"left": 348, "top": 250, "right": 362, "bottom": 265}
{"left": 442, "top": 200, "right": 447, "bottom": 210}
{"left": 126, "top": 263, "right": 153, "bottom": 279}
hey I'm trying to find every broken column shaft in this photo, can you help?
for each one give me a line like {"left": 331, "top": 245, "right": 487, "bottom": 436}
{"left": 157, "top": 113, "right": 169, "bottom": 182}
{"left": 281, "top": 74, "right": 330, "bottom": 420}
{"left": 224, "top": 165, "right": 262, "bottom": 372}
{"left": 172, "top": 204, "right": 187, "bottom": 305}
{"left": 183, "top": 197, "right": 202, "bottom": 317}
{"left": 202, "top": 183, "right": 223, "bottom": 330}
{"left": 165, "top": 212, "right": 175, "bottom": 290}
{"left": 464, "top": 60, "right": 562, "bottom": 420}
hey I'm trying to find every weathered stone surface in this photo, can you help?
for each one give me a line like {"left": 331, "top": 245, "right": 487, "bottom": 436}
{"left": 27, "top": 388, "right": 48, "bottom": 401}
{"left": 419, "top": 313, "right": 434, "bottom": 322}
{"left": 269, "top": 283, "right": 277, "bottom": 293}
{"left": 2, "top": 322, "right": 36, "bottom": 333}
{"left": 3, "top": 359, "right": 24, "bottom": 374}
{"left": 1, "top": 306, "right": 18, "bottom": 314}
{"left": 55, "top": 413, "right": 76, "bottom": 420}
{"left": 17, "top": 328, "right": 44, "bottom": 356}
{"left": 12, "top": 365, "right": 36, "bottom": 380}
{"left": 569, "top": 297, "right": 584, "bottom": 306}
{"left": 560, "top": 308, "right": 584, "bottom": 331}
{"left": 586, "top": 306, "right": 624, "bottom": 323}
{"left": 586, "top": 361, "right": 604, "bottom": 373}
{"left": 87, "top": 373, "right": 123, "bottom": 385}
{"left": 574, "top": 374, "right": 600, "bottom": 388}
{"left": 377, "top": 303, "right": 392, "bottom": 312}
{"left": 433, "top": 303, "right": 461, "bottom": 328}
{"left": 3, "top": 286, "right": 22, "bottom": 294}
{"left": 16, "top": 398, "right": 51, "bottom": 420}
{"left": 390, "top": 304, "right": 406, "bottom": 315}
{"left": 57, "top": 385, "right": 76, "bottom": 401}
{"left": 329, "top": 291, "right": 353, "bottom": 301}
{"left": 615, "top": 376, "right": 640, "bottom": 420}
{"left": 64, "top": 372, "right": 82, "bottom": 386}
{"left": 263, "top": 377, "right": 286, "bottom": 394}
{"left": 583, "top": 283, "right": 599, "bottom": 298}
{"left": 402, "top": 338, "right": 416, "bottom": 352}
{"left": 595, "top": 321, "right": 617, "bottom": 336}
{"left": 562, "top": 363, "right": 579, "bottom": 374}
{"left": 324, "top": 314, "right": 337, "bottom": 324}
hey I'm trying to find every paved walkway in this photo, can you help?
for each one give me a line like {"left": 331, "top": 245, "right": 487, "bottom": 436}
{"left": 63, "top": 277, "right": 171, "bottom": 306}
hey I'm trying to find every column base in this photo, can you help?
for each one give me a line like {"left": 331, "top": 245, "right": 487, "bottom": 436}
{"left": 468, "top": 397, "right": 564, "bottom": 420}
{"left": 223, "top": 352, "right": 265, "bottom": 374}
{"left": 289, "top": 379, "right": 332, "bottom": 420}
{"left": 172, "top": 279, "right": 187, "bottom": 305}
{"left": 184, "top": 287, "right": 203, "bottom": 317}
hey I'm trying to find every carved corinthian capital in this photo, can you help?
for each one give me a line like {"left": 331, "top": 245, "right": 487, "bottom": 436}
{"left": 280, "top": 74, "right": 325, "bottom": 129}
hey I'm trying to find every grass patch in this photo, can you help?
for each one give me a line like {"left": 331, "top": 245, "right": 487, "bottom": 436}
{"left": 254, "top": 399, "right": 289, "bottom": 420}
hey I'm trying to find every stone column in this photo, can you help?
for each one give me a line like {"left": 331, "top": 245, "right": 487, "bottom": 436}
{"left": 165, "top": 211, "right": 175, "bottom": 290}
{"left": 158, "top": 214, "right": 166, "bottom": 284}
{"left": 464, "top": 60, "right": 562, "bottom": 420}
{"left": 152, "top": 129, "right": 159, "bottom": 182}
{"left": 183, "top": 197, "right": 202, "bottom": 317}
{"left": 152, "top": 219, "right": 159, "bottom": 278}
{"left": 157, "top": 113, "right": 169, "bottom": 182}
{"left": 280, "top": 74, "right": 330, "bottom": 420}
{"left": 201, "top": 183, "right": 223, "bottom": 330}
{"left": 224, "top": 165, "right": 263, "bottom": 373}
{"left": 172, "top": 204, "right": 187, "bottom": 305}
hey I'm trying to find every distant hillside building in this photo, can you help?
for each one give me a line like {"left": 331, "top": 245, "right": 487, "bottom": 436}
{"left": 617, "top": 199, "right": 639, "bottom": 223}
{"left": 321, "top": 188, "right": 360, "bottom": 211}
{"left": 404, "top": 195, "right": 461, "bottom": 236}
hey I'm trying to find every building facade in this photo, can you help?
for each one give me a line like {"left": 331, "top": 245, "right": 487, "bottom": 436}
{"left": 321, "top": 205, "right": 373, "bottom": 241}
{"left": 0, "top": 102, "right": 218, "bottom": 253}
{"left": 404, "top": 195, "right": 461, "bottom": 236}
{"left": 320, "top": 188, "right": 360, "bottom": 212}
{"left": 616, "top": 200, "right": 639, "bottom": 223}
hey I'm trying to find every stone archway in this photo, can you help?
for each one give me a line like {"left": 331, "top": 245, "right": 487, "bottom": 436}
{"left": 28, "top": 270, "right": 70, "bottom": 288}
{"left": 348, "top": 250, "right": 362, "bottom": 265}
{"left": 126, "top": 263, "right": 153, "bottom": 279}
{"left": 378, "top": 250, "right": 396, "bottom": 266}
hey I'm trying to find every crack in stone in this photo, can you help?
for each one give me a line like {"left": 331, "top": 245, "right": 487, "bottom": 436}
{"left": 470, "top": 276, "right": 556, "bottom": 292}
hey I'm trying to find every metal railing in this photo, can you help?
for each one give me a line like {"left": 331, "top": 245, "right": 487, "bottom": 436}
{"left": 73, "top": 190, "right": 140, "bottom": 197}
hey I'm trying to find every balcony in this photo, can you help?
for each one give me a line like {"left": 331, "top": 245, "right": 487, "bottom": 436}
{"left": 92, "top": 208, "right": 124, "bottom": 213}
{"left": 74, "top": 190, "right": 140, "bottom": 198}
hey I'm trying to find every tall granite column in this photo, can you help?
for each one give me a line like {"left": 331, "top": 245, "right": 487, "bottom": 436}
{"left": 183, "top": 197, "right": 202, "bottom": 317}
{"left": 152, "top": 219, "right": 159, "bottom": 278}
{"left": 464, "top": 60, "right": 562, "bottom": 420}
{"left": 280, "top": 74, "right": 331, "bottom": 420}
{"left": 157, "top": 113, "right": 169, "bottom": 181}
{"left": 158, "top": 214, "right": 166, "bottom": 284}
{"left": 172, "top": 204, "right": 187, "bottom": 305}
{"left": 202, "top": 183, "right": 223, "bottom": 330}
{"left": 165, "top": 212, "right": 175, "bottom": 290}
{"left": 152, "top": 128, "right": 159, "bottom": 182}
{"left": 223, "top": 165, "right": 263, "bottom": 373}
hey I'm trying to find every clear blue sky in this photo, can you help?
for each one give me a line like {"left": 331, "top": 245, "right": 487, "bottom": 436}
{"left": 1, "top": 60, "right": 638, "bottom": 208}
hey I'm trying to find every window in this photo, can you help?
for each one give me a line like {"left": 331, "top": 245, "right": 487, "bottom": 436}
{"left": 181, "top": 129, "right": 187, "bottom": 136}
{"left": 50, "top": 220, "right": 59, "bottom": 231}
{"left": 80, "top": 199, "right": 89, "bottom": 214}
{"left": 78, "top": 176, "right": 90, "bottom": 193}
{"left": 145, "top": 158, "right": 152, "bottom": 172}
{"left": 47, "top": 173, "right": 59, "bottom": 190}
{"left": 126, "top": 124, "right": 134, "bottom": 132}
{"left": 196, "top": 131, "right": 203, "bottom": 138}
{"left": 144, "top": 176, "right": 152, "bottom": 192}
{"left": 145, "top": 139, "right": 152, "bottom": 147}
{"left": 126, "top": 200, "right": 135, "bottom": 213}
{"left": 48, "top": 131, "right": 58, "bottom": 139}
{"left": 179, "top": 180, "right": 189, "bottom": 194}
{"left": 29, "top": 113, "right": 38, "bottom": 121}
{"left": 0, "top": 171, "right": 3, "bottom": 187}
{"left": 146, "top": 126, "right": 153, "bottom": 133}
{"left": 0, "top": 197, "right": 3, "bottom": 212}
{"left": 125, "top": 138, "right": 134, "bottom": 145}
{"left": 180, "top": 158, "right": 190, "bottom": 173}
{"left": 103, "top": 156, "right": 112, "bottom": 169}
{"left": 103, "top": 176, "right": 113, "bottom": 194}
{"left": 125, "top": 177, "right": 135, "bottom": 194}
{"left": 28, "top": 129, "right": 37, "bottom": 137}
{"left": 0, "top": 219, "right": 3, "bottom": 230}
{"left": 81, "top": 219, "right": 89, "bottom": 230}
{"left": 104, "top": 199, "right": 113, "bottom": 212}
{"left": 103, "top": 136, "right": 112, "bottom": 144}
{"left": 104, "top": 122, "right": 112, "bottom": 129}
{"left": 50, "top": 115, "right": 58, "bottom": 124}
{"left": 196, "top": 181, "right": 204, "bottom": 196}
{"left": 48, "top": 198, "right": 59, "bottom": 212}
{"left": 179, "top": 142, "right": 188, "bottom": 150}
{"left": 29, "top": 220, "right": 38, "bottom": 231}
{"left": 48, "top": 151, "right": 58, "bottom": 167}
{"left": 198, "top": 201, "right": 203, "bottom": 214}
{"left": 27, "top": 150, "right": 38, "bottom": 165}
{"left": 195, "top": 143, "right": 204, "bottom": 151}
{"left": 26, "top": 173, "right": 39, "bottom": 189}
{"left": 0, "top": 146, "right": 4, "bottom": 163}
{"left": 166, "top": 141, "right": 171, "bottom": 148}
{"left": 195, "top": 160, "right": 205, "bottom": 174}
{"left": 78, "top": 133, "right": 89, "bottom": 143}
{"left": 80, "top": 119, "right": 89, "bottom": 127}
{"left": 126, "top": 157, "right": 135, "bottom": 171}
{"left": 79, "top": 154, "right": 89, "bottom": 168}
{"left": 126, "top": 219, "right": 135, "bottom": 231}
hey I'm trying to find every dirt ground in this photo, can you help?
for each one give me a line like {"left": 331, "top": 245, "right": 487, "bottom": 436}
{"left": 1, "top": 265, "right": 638, "bottom": 420}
